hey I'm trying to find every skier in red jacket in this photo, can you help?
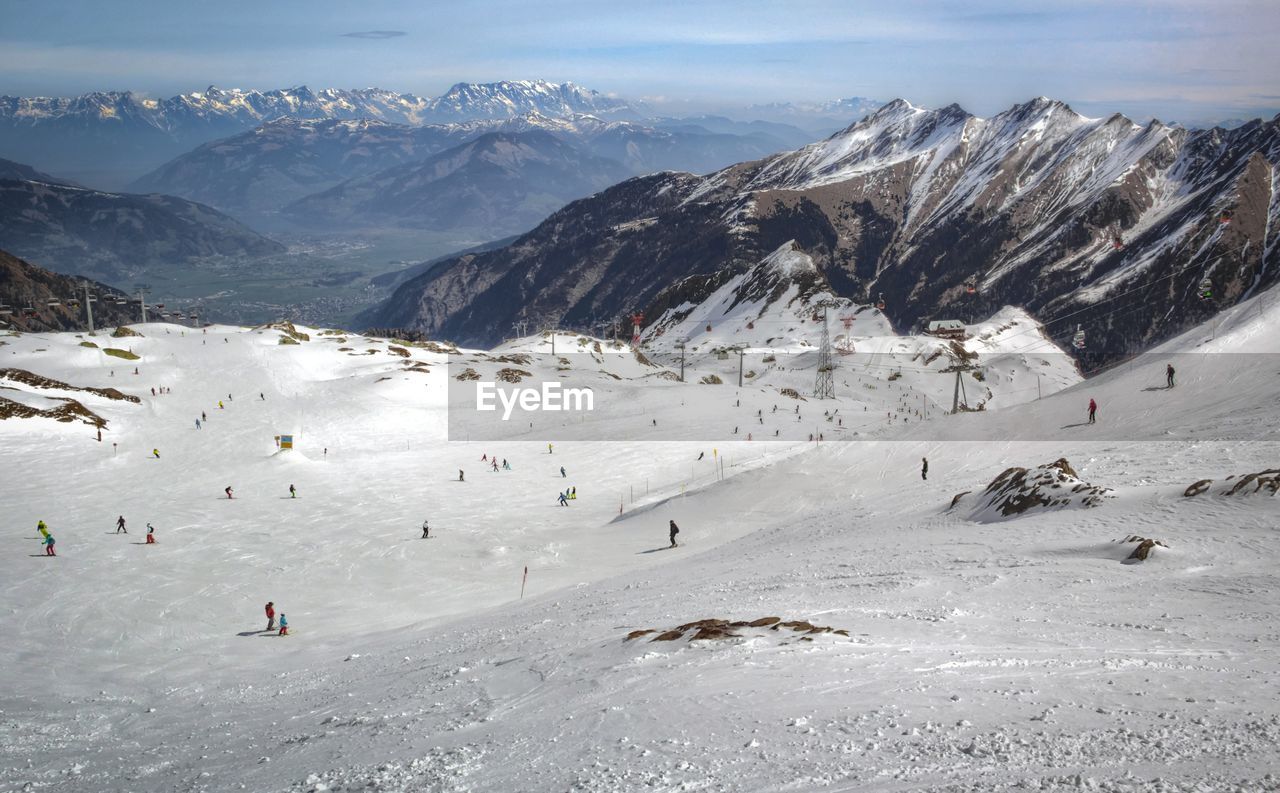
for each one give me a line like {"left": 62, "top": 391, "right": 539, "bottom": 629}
{"left": 1088, "top": 398, "right": 1098, "bottom": 424}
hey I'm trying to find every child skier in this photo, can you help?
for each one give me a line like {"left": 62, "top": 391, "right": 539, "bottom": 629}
{"left": 278, "top": 614, "right": 288, "bottom": 636}
{"left": 44, "top": 534, "right": 56, "bottom": 556}
{"left": 145, "top": 523, "right": 156, "bottom": 544}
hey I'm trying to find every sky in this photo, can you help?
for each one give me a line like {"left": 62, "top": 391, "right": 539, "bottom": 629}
{"left": 1, "top": 0, "right": 1277, "bottom": 125}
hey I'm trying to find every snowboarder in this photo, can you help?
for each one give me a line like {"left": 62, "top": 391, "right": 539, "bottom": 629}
{"left": 421, "top": 520, "right": 430, "bottom": 539}
{"left": 558, "top": 492, "right": 569, "bottom": 507}
{"left": 921, "top": 457, "right": 929, "bottom": 481}
{"left": 265, "top": 602, "right": 275, "bottom": 631}
{"left": 288, "top": 484, "right": 296, "bottom": 499}
{"left": 116, "top": 515, "right": 127, "bottom": 534}
{"left": 1166, "top": 364, "right": 1176, "bottom": 388}
{"left": 145, "top": 523, "right": 156, "bottom": 544}
{"left": 668, "top": 520, "right": 679, "bottom": 548}
{"left": 458, "top": 469, "right": 465, "bottom": 482}
{"left": 278, "top": 613, "right": 288, "bottom": 636}
{"left": 560, "top": 466, "right": 566, "bottom": 478}
{"left": 225, "top": 485, "right": 234, "bottom": 499}
{"left": 1088, "top": 398, "right": 1098, "bottom": 424}
{"left": 152, "top": 448, "right": 160, "bottom": 459}
{"left": 43, "top": 534, "right": 56, "bottom": 556}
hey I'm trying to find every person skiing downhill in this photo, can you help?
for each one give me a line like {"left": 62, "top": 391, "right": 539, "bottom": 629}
{"left": 1166, "top": 364, "right": 1176, "bottom": 388}
{"left": 225, "top": 486, "right": 234, "bottom": 499}
{"left": 668, "top": 520, "right": 680, "bottom": 548}
{"left": 1088, "top": 398, "right": 1098, "bottom": 424}
{"left": 116, "top": 515, "right": 127, "bottom": 534}
{"left": 288, "top": 484, "right": 296, "bottom": 499}
{"left": 422, "top": 520, "right": 430, "bottom": 539}
{"left": 503, "top": 459, "right": 510, "bottom": 470}
{"left": 195, "top": 419, "right": 201, "bottom": 429}
{"left": 458, "top": 469, "right": 465, "bottom": 482}
{"left": 152, "top": 448, "right": 160, "bottom": 459}
{"left": 265, "top": 602, "right": 275, "bottom": 631}
{"left": 921, "top": 457, "right": 929, "bottom": 481}
{"left": 278, "top": 613, "right": 288, "bottom": 636}
{"left": 560, "top": 466, "right": 566, "bottom": 478}
{"left": 558, "top": 492, "right": 569, "bottom": 507}
{"left": 492, "top": 459, "right": 499, "bottom": 472}
{"left": 43, "top": 534, "right": 56, "bottom": 556}
{"left": 145, "top": 523, "right": 156, "bottom": 544}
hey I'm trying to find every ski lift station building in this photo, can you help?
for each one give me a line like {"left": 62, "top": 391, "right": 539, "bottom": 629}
{"left": 924, "top": 319, "right": 967, "bottom": 340}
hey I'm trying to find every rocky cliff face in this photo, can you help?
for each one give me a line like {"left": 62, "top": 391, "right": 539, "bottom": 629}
{"left": 364, "top": 98, "right": 1280, "bottom": 358}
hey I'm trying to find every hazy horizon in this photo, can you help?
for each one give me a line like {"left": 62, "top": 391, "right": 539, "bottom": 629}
{"left": 2, "top": 0, "right": 1278, "bottom": 126}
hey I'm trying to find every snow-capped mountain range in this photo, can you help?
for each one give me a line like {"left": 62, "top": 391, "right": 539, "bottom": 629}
{"left": 366, "top": 96, "right": 1280, "bottom": 357}
{"left": 0, "top": 81, "right": 642, "bottom": 187}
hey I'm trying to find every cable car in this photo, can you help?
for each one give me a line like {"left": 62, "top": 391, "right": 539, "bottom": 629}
{"left": 0, "top": 304, "right": 12, "bottom": 316}
{"left": 1197, "top": 276, "right": 1213, "bottom": 300}
{"left": 1072, "top": 324, "right": 1086, "bottom": 350}
{"left": 705, "top": 323, "right": 713, "bottom": 332}
{"left": 875, "top": 293, "right": 887, "bottom": 311}
{"left": 746, "top": 321, "right": 754, "bottom": 330}
{"left": 965, "top": 279, "right": 977, "bottom": 295}
{"left": 46, "top": 298, "right": 61, "bottom": 307}
{"left": 1111, "top": 234, "right": 1124, "bottom": 250}
{"left": 154, "top": 303, "right": 165, "bottom": 310}
{"left": 68, "top": 298, "right": 81, "bottom": 308}
{"left": 23, "top": 306, "right": 38, "bottom": 317}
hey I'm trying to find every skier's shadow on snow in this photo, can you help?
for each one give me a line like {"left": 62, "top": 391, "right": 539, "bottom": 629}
{"left": 236, "top": 629, "right": 273, "bottom": 637}
{"left": 638, "top": 546, "right": 675, "bottom": 554}
{"left": 1060, "top": 422, "right": 1092, "bottom": 429}
{"left": 1141, "top": 385, "right": 1174, "bottom": 392}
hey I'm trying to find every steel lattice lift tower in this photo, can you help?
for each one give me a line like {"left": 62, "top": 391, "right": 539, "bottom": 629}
{"left": 814, "top": 304, "right": 835, "bottom": 399}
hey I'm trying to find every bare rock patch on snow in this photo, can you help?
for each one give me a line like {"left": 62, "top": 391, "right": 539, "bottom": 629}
{"left": 1184, "top": 470, "right": 1279, "bottom": 498}
{"left": 965, "top": 458, "right": 1114, "bottom": 521}
{"left": 627, "top": 617, "right": 850, "bottom": 644}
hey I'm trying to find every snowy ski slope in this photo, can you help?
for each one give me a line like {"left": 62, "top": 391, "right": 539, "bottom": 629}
{"left": 2, "top": 292, "right": 1278, "bottom": 791}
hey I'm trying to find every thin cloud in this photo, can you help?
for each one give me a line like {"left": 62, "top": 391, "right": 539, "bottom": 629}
{"left": 340, "top": 31, "right": 407, "bottom": 40}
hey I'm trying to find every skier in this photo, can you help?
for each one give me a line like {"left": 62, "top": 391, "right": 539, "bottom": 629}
{"left": 503, "top": 459, "right": 511, "bottom": 470}
{"left": 259, "top": 392, "right": 264, "bottom": 401}
{"left": 570, "top": 486, "right": 576, "bottom": 499}
{"left": 458, "top": 469, "right": 465, "bottom": 482}
{"left": 558, "top": 492, "right": 569, "bottom": 507}
{"left": 152, "top": 448, "right": 160, "bottom": 459}
{"left": 288, "top": 484, "right": 296, "bottom": 499}
{"left": 560, "top": 466, "right": 566, "bottom": 478}
{"left": 492, "top": 459, "right": 499, "bottom": 472}
{"left": 921, "top": 457, "right": 929, "bottom": 481}
{"left": 1088, "top": 398, "right": 1098, "bottom": 424}
{"left": 697, "top": 452, "right": 704, "bottom": 461}
{"left": 1166, "top": 364, "right": 1176, "bottom": 388}
{"left": 151, "top": 387, "right": 156, "bottom": 397}
{"left": 421, "top": 520, "right": 430, "bottom": 539}
{"left": 145, "top": 523, "right": 156, "bottom": 544}
{"left": 265, "top": 602, "right": 275, "bottom": 631}
{"left": 44, "top": 534, "right": 56, "bottom": 556}
{"left": 277, "top": 613, "right": 288, "bottom": 636}
{"left": 195, "top": 419, "right": 201, "bottom": 430}
{"left": 482, "top": 453, "right": 488, "bottom": 462}
{"left": 225, "top": 485, "right": 234, "bottom": 499}
{"left": 218, "top": 401, "right": 224, "bottom": 410}
{"left": 201, "top": 411, "right": 207, "bottom": 422}
{"left": 548, "top": 443, "right": 553, "bottom": 455}
{"left": 116, "top": 515, "right": 127, "bottom": 534}
{"left": 668, "top": 520, "right": 680, "bottom": 548}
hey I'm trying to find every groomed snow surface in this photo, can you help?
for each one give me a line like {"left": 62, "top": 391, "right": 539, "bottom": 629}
{"left": 2, "top": 296, "right": 1279, "bottom": 792}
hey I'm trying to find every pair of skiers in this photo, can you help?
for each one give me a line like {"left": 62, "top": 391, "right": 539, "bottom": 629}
{"left": 266, "top": 603, "right": 287, "bottom": 634}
